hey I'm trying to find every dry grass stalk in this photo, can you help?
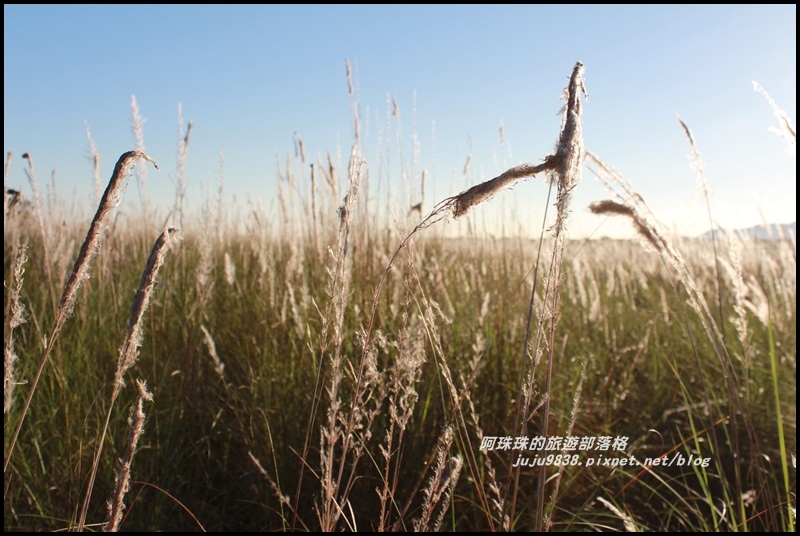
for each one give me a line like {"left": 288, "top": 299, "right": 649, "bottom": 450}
{"left": 345, "top": 58, "right": 354, "bottom": 97}
{"left": 346, "top": 59, "right": 360, "bottom": 143}
{"left": 326, "top": 151, "right": 338, "bottom": 197}
{"left": 113, "top": 228, "right": 182, "bottom": 396}
{"left": 586, "top": 153, "right": 730, "bottom": 364}
{"left": 105, "top": 379, "right": 153, "bottom": 532}
{"left": 370, "top": 62, "right": 587, "bottom": 342}
{"left": 436, "top": 63, "right": 586, "bottom": 223}
{"left": 465, "top": 380, "right": 509, "bottom": 530}
{"left": 586, "top": 153, "right": 732, "bottom": 352}
{"left": 552, "top": 62, "right": 587, "bottom": 231}
{"left": 544, "top": 355, "right": 588, "bottom": 531}
{"left": 293, "top": 130, "right": 307, "bottom": 164}
{"left": 377, "top": 247, "right": 426, "bottom": 531}
{"left": 4, "top": 152, "right": 27, "bottom": 416}
{"left": 215, "top": 148, "right": 226, "bottom": 243}
{"left": 720, "top": 235, "right": 753, "bottom": 371}
{"left": 677, "top": 116, "right": 728, "bottom": 347}
{"left": 78, "top": 226, "right": 181, "bottom": 531}
{"left": 290, "top": 133, "right": 364, "bottom": 530}
{"left": 193, "top": 193, "right": 216, "bottom": 316}
{"left": 200, "top": 325, "right": 226, "bottom": 382}
{"left": 84, "top": 122, "right": 103, "bottom": 204}
{"left": 753, "top": 81, "right": 796, "bottom": 154}
{"left": 174, "top": 105, "right": 193, "bottom": 227}
{"left": 443, "top": 161, "right": 555, "bottom": 218}
{"left": 130, "top": 96, "right": 148, "bottom": 210}
{"left": 224, "top": 251, "right": 236, "bottom": 287}
{"left": 588, "top": 199, "right": 662, "bottom": 251}
{"left": 310, "top": 162, "right": 320, "bottom": 256}
{"left": 585, "top": 150, "right": 780, "bottom": 521}
{"left": 248, "top": 451, "right": 301, "bottom": 530}
{"left": 597, "top": 496, "right": 638, "bottom": 532}
{"left": 413, "top": 426, "right": 462, "bottom": 532}
{"left": 4, "top": 151, "right": 158, "bottom": 474}
{"left": 676, "top": 117, "right": 710, "bottom": 199}
{"left": 742, "top": 274, "right": 770, "bottom": 327}
{"left": 528, "top": 62, "right": 586, "bottom": 532}
{"left": 4, "top": 243, "right": 28, "bottom": 414}
{"left": 3, "top": 150, "right": 12, "bottom": 187}
{"left": 402, "top": 268, "right": 496, "bottom": 531}
{"left": 21, "top": 152, "right": 58, "bottom": 314}
{"left": 316, "top": 143, "right": 365, "bottom": 531}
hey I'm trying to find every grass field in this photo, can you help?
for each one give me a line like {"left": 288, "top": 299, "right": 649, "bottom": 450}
{"left": 4, "top": 63, "right": 796, "bottom": 532}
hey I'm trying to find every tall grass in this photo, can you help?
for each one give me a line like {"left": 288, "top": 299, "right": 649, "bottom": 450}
{"left": 4, "top": 151, "right": 159, "bottom": 475}
{"left": 3, "top": 64, "right": 795, "bottom": 532}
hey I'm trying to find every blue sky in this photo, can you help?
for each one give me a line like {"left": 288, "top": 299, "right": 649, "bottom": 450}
{"left": 4, "top": 4, "right": 796, "bottom": 238}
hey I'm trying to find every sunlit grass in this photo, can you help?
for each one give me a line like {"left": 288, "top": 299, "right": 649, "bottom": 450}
{"left": 4, "top": 64, "right": 795, "bottom": 532}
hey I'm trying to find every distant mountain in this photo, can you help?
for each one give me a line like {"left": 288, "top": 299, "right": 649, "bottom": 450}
{"left": 700, "top": 222, "right": 796, "bottom": 240}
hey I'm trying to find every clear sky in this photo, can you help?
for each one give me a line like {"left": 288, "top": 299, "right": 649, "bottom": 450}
{"left": 4, "top": 4, "right": 796, "bottom": 239}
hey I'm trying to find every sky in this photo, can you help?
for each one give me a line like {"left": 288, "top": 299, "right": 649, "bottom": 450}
{"left": 4, "top": 4, "right": 796, "bottom": 239}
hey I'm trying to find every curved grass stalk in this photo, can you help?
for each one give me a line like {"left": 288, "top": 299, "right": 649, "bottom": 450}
{"left": 4, "top": 151, "right": 158, "bottom": 474}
